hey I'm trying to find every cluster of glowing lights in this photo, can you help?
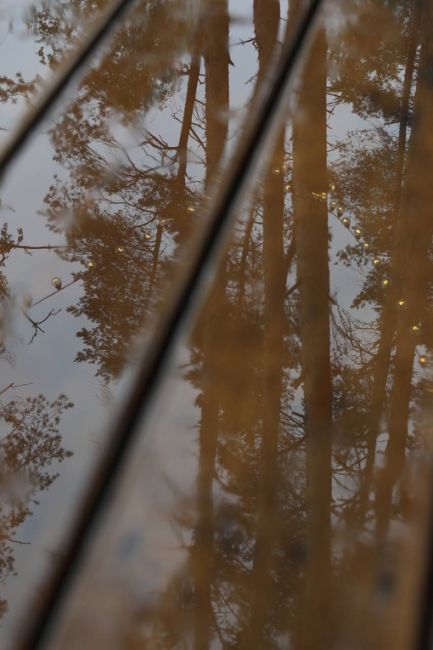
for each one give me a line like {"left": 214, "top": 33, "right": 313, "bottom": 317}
{"left": 327, "top": 190, "right": 427, "bottom": 360}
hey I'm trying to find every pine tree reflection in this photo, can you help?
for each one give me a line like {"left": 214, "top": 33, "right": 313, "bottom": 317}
{"left": 0, "top": 391, "right": 73, "bottom": 617}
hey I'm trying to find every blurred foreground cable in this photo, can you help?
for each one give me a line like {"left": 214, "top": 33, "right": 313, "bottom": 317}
{"left": 0, "top": 0, "right": 138, "bottom": 181}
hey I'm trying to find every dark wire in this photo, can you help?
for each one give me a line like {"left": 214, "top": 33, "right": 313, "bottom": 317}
{"left": 0, "top": 0, "right": 138, "bottom": 182}
{"left": 20, "top": 0, "right": 326, "bottom": 647}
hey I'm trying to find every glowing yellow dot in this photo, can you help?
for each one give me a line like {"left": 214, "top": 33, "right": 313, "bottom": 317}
{"left": 337, "top": 207, "right": 344, "bottom": 217}
{"left": 411, "top": 324, "right": 421, "bottom": 335}
{"left": 116, "top": 246, "right": 124, "bottom": 254}
{"left": 87, "top": 260, "right": 95, "bottom": 269}
{"left": 342, "top": 217, "right": 350, "bottom": 228}
{"left": 145, "top": 234, "right": 151, "bottom": 240}
{"left": 285, "top": 184, "right": 291, "bottom": 192}
{"left": 272, "top": 168, "right": 281, "bottom": 175}
{"left": 51, "top": 276, "right": 62, "bottom": 290}
{"left": 373, "top": 258, "right": 380, "bottom": 266}
{"left": 354, "top": 228, "right": 362, "bottom": 238}
{"left": 364, "top": 242, "right": 369, "bottom": 250}
{"left": 187, "top": 206, "right": 196, "bottom": 213}
{"left": 382, "top": 279, "right": 390, "bottom": 287}
{"left": 420, "top": 355, "right": 427, "bottom": 365}
{"left": 330, "top": 183, "right": 336, "bottom": 192}
{"left": 397, "top": 298, "right": 407, "bottom": 310}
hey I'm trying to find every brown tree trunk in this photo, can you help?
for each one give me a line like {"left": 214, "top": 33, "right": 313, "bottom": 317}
{"left": 248, "top": 130, "right": 286, "bottom": 643}
{"left": 358, "top": 0, "right": 422, "bottom": 524}
{"left": 292, "top": 25, "right": 333, "bottom": 649}
{"left": 192, "top": 3, "right": 230, "bottom": 648}
{"left": 375, "top": 0, "right": 433, "bottom": 540}
{"left": 177, "top": 43, "right": 201, "bottom": 186}
{"left": 245, "top": 1, "right": 285, "bottom": 644}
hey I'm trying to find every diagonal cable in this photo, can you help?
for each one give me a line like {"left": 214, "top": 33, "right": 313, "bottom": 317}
{"left": 0, "top": 0, "right": 139, "bottom": 181}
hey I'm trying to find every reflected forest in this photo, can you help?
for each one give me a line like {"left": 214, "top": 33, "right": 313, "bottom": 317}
{"left": 0, "top": 0, "right": 433, "bottom": 647}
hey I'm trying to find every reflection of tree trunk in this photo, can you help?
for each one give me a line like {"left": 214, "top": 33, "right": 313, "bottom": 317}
{"left": 193, "top": 335, "right": 219, "bottom": 650}
{"left": 292, "top": 26, "right": 333, "bottom": 648}
{"left": 375, "top": 311, "right": 417, "bottom": 542}
{"left": 170, "top": 32, "right": 202, "bottom": 247}
{"left": 253, "top": 0, "right": 280, "bottom": 80}
{"left": 375, "top": 5, "right": 433, "bottom": 539}
{"left": 192, "top": 3, "right": 229, "bottom": 648}
{"left": 204, "top": 0, "right": 229, "bottom": 183}
{"left": 245, "top": 1, "right": 284, "bottom": 644}
{"left": 393, "top": 0, "right": 420, "bottom": 210}
{"left": 147, "top": 224, "right": 162, "bottom": 304}
{"left": 248, "top": 131, "right": 286, "bottom": 644}
{"left": 237, "top": 208, "right": 254, "bottom": 306}
{"left": 358, "top": 0, "right": 422, "bottom": 524}
{"left": 238, "top": 0, "right": 281, "bottom": 315}
{"left": 177, "top": 43, "right": 201, "bottom": 186}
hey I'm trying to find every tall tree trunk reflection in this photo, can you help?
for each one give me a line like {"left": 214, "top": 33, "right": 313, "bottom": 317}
{"left": 376, "top": 2, "right": 433, "bottom": 539}
{"left": 359, "top": 0, "right": 422, "bottom": 523}
{"left": 248, "top": 133, "right": 286, "bottom": 643}
{"left": 177, "top": 41, "right": 201, "bottom": 187}
{"left": 246, "top": 1, "right": 285, "bottom": 644}
{"left": 193, "top": 2, "right": 229, "bottom": 647}
{"left": 292, "top": 25, "right": 333, "bottom": 648}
